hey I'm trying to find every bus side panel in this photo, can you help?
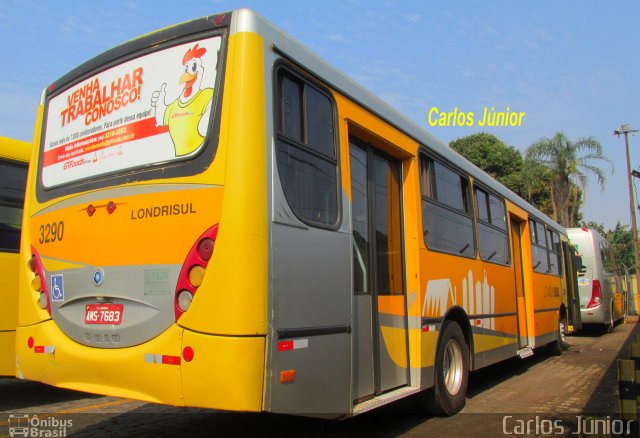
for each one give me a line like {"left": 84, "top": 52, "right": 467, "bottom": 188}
{"left": 419, "top": 249, "right": 518, "bottom": 372}
{"left": 472, "top": 262, "right": 519, "bottom": 369}
{"left": 267, "top": 221, "right": 352, "bottom": 416}
{"left": 0, "top": 252, "right": 19, "bottom": 375}
{"left": 530, "top": 272, "right": 562, "bottom": 346}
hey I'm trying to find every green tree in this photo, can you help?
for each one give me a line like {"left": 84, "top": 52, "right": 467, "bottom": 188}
{"left": 520, "top": 159, "right": 554, "bottom": 217}
{"left": 607, "top": 223, "right": 635, "bottom": 273}
{"left": 450, "top": 133, "right": 526, "bottom": 196}
{"left": 450, "top": 132, "right": 555, "bottom": 216}
{"left": 525, "top": 132, "right": 611, "bottom": 227}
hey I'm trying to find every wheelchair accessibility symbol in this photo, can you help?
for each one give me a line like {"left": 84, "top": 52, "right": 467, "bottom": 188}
{"left": 51, "top": 274, "right": 64, "bottom": 302}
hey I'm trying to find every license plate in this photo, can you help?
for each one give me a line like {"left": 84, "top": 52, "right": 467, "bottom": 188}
{"left": 84, "top": 303, "right": 123, "bottom": 325}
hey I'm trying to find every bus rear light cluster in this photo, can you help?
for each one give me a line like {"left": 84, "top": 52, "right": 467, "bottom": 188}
{"left": 28, "top": 246, "right": 51, "bottom": 315}
{"left": 174, "top": 224, "right": 219, "bottom": 320}
{"left": 587, "top": 279, "right": 602, "bottom": 308}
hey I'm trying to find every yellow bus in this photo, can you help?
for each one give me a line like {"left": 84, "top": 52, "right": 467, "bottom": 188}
{"left": 17, "top": 9, "right": 572, "bottom": 417}
{"left": 0, "top": 136, "right": 30, "bottom": 376}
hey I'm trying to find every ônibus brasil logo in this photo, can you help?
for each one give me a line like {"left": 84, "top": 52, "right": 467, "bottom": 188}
{"left": 8, "top": 414, "right": 72, "bottom": 437}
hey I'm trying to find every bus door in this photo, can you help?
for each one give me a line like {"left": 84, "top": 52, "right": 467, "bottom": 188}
{"left": 562, "top": 242, "right": 582, "bottom": 331}
{"left": 510, "top": 217, "right": 529, "bottom": 349}
{"left": 349, "top": 137, "right": 408, "bottom": 402}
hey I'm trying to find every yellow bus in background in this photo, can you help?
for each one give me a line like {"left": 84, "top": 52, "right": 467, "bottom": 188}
{"left": 17, "top": 9, "right": 572, "bottom": 417}
{"left": 0, "top": 136, "right": 30, "bottom": 376}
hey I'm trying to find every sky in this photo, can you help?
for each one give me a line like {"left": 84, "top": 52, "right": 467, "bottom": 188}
{"left": 1, "top": 1, "right": 638, "bottom": 230}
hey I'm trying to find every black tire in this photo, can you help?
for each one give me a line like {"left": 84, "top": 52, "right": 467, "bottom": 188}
{"left": 547, "top": 312, "right": 565, "bottom": 356}
{"left": 604, "top": 304, "right": 614, "bottom": 334}
{"left": 418, "top": 321, "right": 469, "bottom": 416}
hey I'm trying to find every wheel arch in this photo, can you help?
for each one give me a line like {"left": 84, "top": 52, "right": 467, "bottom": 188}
{"left": 440, "top": 305, "right": 474, "bottom": 370}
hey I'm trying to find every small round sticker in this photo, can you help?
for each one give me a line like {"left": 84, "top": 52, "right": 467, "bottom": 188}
{"left": 93, "top": 269, "right": 104, "bottom": 287}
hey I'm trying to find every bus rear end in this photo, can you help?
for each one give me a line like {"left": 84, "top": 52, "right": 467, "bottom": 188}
{"left": 16, "top": 12, "right": 268, "bottom": 411}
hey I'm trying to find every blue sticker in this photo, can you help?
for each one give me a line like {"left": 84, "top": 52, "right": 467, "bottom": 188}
{"left": 51, "top": 274, "right": 64, "bottom": 302}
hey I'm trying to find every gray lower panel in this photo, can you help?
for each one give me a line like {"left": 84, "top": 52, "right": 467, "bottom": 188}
{"left": 269, "top": 333, "right": 351, "bottom": 417}
{"left": 267, "top": 216, "right": 351, "bottom": 416}
{"left": 473, "top": 342, "right": 518, "bottom": 370}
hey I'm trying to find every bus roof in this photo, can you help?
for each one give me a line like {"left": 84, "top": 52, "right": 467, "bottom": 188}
{"left": 231, "top": 9, "right": 565, "bottom": 234}
{"left": 0, "top": 136, "right": 31, "bottom": 163}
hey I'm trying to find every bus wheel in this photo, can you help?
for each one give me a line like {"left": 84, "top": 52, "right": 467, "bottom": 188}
{"left": 419, "top": 321, "right": 469, "bottom": 416}
{"left": 605, "top": 305, "right": 614, "bottom": 334}
{"left": 547, "top": 312, "right": 565, "bottom": 356}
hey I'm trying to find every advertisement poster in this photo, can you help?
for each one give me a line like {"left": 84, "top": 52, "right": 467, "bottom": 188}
{"left": 42, "top": 36, "right": 222, "bottom": 188}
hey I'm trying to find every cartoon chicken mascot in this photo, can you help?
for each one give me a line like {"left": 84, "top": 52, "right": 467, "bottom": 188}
{"left": 151, "top": 44, "right": 214, "bottom": 156}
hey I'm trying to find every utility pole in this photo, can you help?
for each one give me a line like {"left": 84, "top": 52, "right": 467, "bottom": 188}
{"left": 614, "top": 124, "right": 640, "bottom": 313}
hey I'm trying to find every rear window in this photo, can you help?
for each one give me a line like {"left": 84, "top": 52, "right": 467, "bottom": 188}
{"left": 41, "top": 35, "right": 223, "bottom": 189}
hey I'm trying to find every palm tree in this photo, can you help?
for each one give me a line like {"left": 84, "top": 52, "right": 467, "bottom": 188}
{"left": 525, "top": 132, "right": 612, "bottom": 227}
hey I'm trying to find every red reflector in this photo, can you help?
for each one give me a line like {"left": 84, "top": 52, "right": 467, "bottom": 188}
{"left": 278, "top": 341, "right": 294, "bottom": 351}
{"left": 182, "top": 346, "right": 194, "bottom": 362}
{"left": 422, "top": 326, "right": 429, "bottom": 332}
{"left": 87, "top": 204, "right": 96, "bottom": 217}
{"left": 34, "top": 346, "right": 45, "bottom": 353}
{"left": 161, "top": 355, "right": 181, "bottom": 365}
{"left": 107, "top": 201, "right": 117, "bottom": 214}
{"left": 280, "top": 370, "right": 296, "bottom": 383}
{"left": 28, "top": 337, "right": 34, "bottom": 349}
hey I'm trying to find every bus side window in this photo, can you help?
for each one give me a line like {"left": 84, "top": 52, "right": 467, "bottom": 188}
{"left": 0, "top": 160, "right": 28, "bottom": 252}
{"left": 420, "top": 155, "right": 476, "bottom": 258}
{"left": 275, "top": 68, "right": 339, "bottom": 228}
{"left": 548, "top": 229, "right": 562, "bottom": 276}
{"left": 529, "top": 219, "right": 550, "bottom": 274}
{"left": 474, "top": 187, "right": 510, "bottom": 265}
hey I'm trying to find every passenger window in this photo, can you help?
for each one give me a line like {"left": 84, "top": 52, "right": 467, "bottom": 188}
{"left": 475, "top": 187, "right": 510, "bottom": 265}
{"left": 529, "top": 219, "right": 550, "bottom": 274}
{"left": 421, "top": 155, "right": 475, "bottom": 258}
{"left": 275, "top": 68, "right": 339, "bottom": 228}
{"left": 548, "top": 230, "right": 562, "bottom": 276}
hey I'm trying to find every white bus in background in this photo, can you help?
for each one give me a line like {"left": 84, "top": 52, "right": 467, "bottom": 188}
{"left": 567, "top": 227, "right": 625, "bottom": 332}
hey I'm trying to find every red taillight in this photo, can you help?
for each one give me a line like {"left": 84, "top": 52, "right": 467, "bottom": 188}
{"left": 587, "top": 279, "right": 602, "bottom": 308}
{"left": 29, "top": 246, "right": 51, "bottom": 316}
{"left": 198, "top": 239, "right": 214, "bottom": 261}
{"left": 174, "top": 224, "right": 219, "bottom": 320}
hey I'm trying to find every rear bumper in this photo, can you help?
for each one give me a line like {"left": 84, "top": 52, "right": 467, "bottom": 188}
{"left": 16, "top": 321, "right": 265, "bottom": 411}
{"left": 580, "top": 305, "right": 606, "bottom": 324}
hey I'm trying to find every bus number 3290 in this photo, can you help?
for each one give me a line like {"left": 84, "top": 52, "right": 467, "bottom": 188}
{"left": 38, "top": 221, "right": 64, "bottom": 244}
